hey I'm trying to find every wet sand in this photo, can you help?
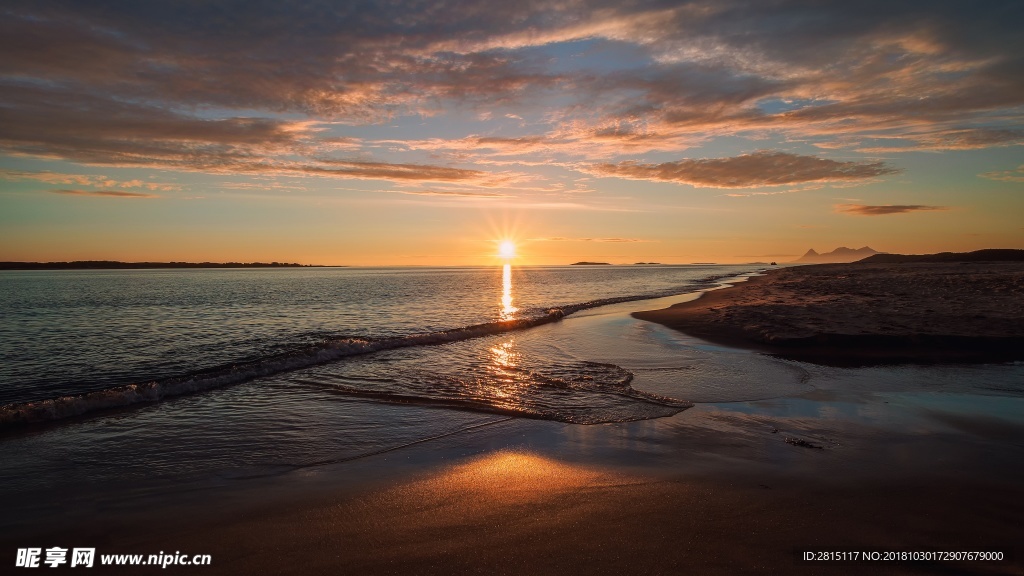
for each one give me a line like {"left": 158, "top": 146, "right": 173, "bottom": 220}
{"left": 9, "top": 388, "right": 1023, "bottom": 575}
{"left": 633, "top": 262, "right": 1024, "bottom": 365}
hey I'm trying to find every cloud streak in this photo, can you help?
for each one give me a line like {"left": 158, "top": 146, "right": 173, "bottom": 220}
{"left": 835, "top": 204, "right": 949, "bottom": 216}
{"left": 49, "top": 189, "right": 159, "bottom": 199}
{"left": 388, "top": 189, "right": 511, "bottom": 198}
{"left": 586, "top": 151, "right": 898, "bottom": 188}
{"left": 980, "top": 164, "right": 1024, "bottom": 183}
{"left": 1, "top": 169, "right": 178, "bottom": 191}
{"left": 529, "top": 237, "right": 654, "bottom": 243}
{"left": 0, "top": 85, "right": 512, "bottom": 186}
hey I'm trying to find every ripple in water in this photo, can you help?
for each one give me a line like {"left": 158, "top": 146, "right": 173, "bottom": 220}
{"left": 284, "top": 336, "right": 692, "bottom": 424}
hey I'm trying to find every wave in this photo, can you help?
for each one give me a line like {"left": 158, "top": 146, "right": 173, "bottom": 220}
{"left": 297, "top": 360, "right": 693, "bottom": 425}
{"left": 0, "top": 273, "right": 739, "bottom": 428}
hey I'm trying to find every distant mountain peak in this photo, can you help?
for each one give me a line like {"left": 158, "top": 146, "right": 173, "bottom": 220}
{"left": 794, "top": 246, "right": 879, "bottom": 263}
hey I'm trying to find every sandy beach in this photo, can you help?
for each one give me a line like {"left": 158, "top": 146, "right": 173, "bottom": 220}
{"left": 634, "top": 261, "right": 1024, "bottom": 365}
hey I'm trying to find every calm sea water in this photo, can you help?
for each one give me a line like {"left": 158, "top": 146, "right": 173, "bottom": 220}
{"left": 0, "top": 265, "right": 755, "bottom": 420}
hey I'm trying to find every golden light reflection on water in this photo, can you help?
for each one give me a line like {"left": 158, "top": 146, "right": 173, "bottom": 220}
{"left": 478, "top": 265, "right": 523, "bottom": 410}
{"left": 489, "top": 340, "right": 520, "bottom": 370}
{"left": 485, "top": 339, "right": 524, "bottom": 405}
{"left": 500, "top": 263, "right": 518, "bottom": 321}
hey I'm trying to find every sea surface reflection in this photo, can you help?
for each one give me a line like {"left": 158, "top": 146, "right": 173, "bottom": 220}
{"left": 501, "top": 263, "right": 518, "bottom": 320}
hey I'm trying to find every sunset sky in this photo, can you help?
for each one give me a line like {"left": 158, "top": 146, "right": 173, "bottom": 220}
{"left": 1, "top": 1, "right": 1022, "bottom": 265}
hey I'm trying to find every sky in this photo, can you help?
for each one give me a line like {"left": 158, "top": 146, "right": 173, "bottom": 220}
{"left": 1, "top": 0, "right": 1022, "bottom": 265}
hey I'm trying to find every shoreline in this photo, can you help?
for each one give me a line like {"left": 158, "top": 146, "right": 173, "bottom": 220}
{"left": 633, "top": 262, "right": 1024, "bottom": 366}
{"left": 0, "top": 268, "right": 750, "bottom": 430}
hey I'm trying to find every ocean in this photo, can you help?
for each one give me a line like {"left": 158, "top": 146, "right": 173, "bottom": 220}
{"left": 0, "top": 264, "right": 759, "bottom": 418}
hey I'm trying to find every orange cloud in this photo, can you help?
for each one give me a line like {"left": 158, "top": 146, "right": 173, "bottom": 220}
{"left": 304, "top": 160, "right": 499, "bottom": 183}
{"left": 980, "top": 164, "right": 1024, "bottom": 183}
{"left": 1, "top": 169, "right": 178, "bottom": 191}
{"left": 855, "top": 129, "right": 1024, "bottom": 153}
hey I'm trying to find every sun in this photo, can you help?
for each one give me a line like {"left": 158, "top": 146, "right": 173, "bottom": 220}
{"left": 498, "top": 240, "right": 516, "bottom": 259}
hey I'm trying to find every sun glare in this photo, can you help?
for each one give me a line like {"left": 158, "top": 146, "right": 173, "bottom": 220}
{"left": 498, "top": 240, "right": 516, "bottom": 259}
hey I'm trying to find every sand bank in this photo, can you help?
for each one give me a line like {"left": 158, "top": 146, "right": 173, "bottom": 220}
{"left": 634, "top": 261, "right": 1024, "bottom": 365}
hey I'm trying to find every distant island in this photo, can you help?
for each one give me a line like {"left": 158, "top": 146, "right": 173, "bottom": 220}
{"left": 794, "top": 246, "right": 879, "bottom": 263}
{"left": 570, "top": 261, "right": 612, "bottom": 266}
{"left": 633, "top": 262, "right": 661, "bottom": 265}
{"left": 0, "top": 261, "right": 336, "bottom": 270}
